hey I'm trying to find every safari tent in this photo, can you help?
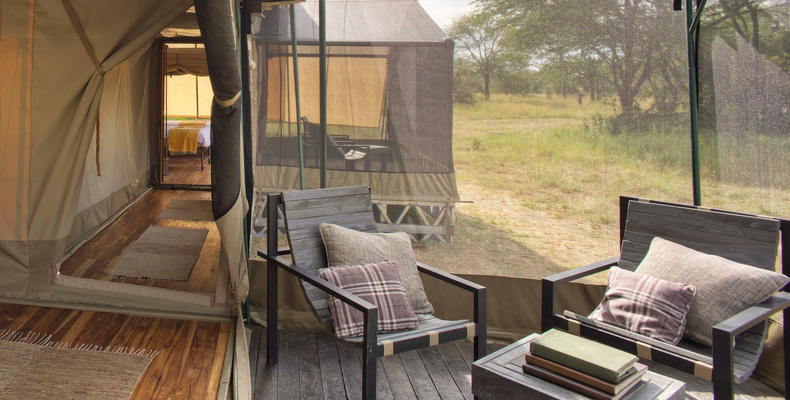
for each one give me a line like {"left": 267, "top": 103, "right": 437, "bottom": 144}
{"left": 2, "top": 0, "right": 788, "bottom": 399}
{"left": 1, "top": 0, "right": 251, "bottom": 398}
{"left": 251, "top": 0, "right": 458, "bottom": 240}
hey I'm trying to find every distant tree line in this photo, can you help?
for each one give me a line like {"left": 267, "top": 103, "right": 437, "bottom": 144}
{"left": 449, "top": 0, "right": 790, "bottom": 129}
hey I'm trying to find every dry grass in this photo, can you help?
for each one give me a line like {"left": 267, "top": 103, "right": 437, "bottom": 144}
{"left": 413, "top": 94, "right": 790, "bottom": 279}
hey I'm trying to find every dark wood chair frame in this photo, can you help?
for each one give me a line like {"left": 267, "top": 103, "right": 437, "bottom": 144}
{"left": 258, "top": 189, "right": 487, "bottom": 400}
{"left": 541, "top": 195, "right": 790, "bottom": 400}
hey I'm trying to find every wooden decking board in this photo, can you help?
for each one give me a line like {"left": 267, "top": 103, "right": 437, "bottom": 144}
{"left": 162, "top": 156, "right": 211, "bottom": 186}
{"left": 316, "top": 333, "right": 348, "bottom": 399}
{"left": 380, "top": 352, "right": 418, "bottom": 400}
{"left": 337, "top": 339, "right": 366, "bottom": 399}
{"left": 277, "top": 328, "right": 303, "bottom": 399}
{"left": 0, "top": 303, "right": 228, "bottom": 399}
{"left": 59, "top": 189, "right": 218, "bottom": 295}
{"left": 434, "top": 343, "right": 474, "bottom": 400}
{"left": 299, "top": 334, "right": 324, "bottom": 400}
{"left": 400, "top": 348, "right": 442, "bottom": 400}
{"left": 419, "top": 346, "right": 465, "bottom": 400}
{"left": 249, "top": 327, "right": 783, "bottom": 400}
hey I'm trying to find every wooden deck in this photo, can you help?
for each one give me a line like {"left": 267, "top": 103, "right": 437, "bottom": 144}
{"left": 249, "top": 326, "right": 479, "bottom": 400}
{"left": 0, "top": 303, "right": 229, "bottom": 399}
{"left": 60, "top": 189, "right": 218, "bottom": 295}
{"left": 249, "top": 327, "right": 783, "bottom": 400}
{"left": 163, "top": 156, "right": 211, "bottom": 186}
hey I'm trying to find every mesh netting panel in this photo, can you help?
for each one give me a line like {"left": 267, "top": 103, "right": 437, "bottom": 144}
{"left": 700, "top": 0, "right": 790, "bottom": 218}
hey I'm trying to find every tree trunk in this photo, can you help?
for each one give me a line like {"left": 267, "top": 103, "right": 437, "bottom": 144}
{"left": 619, "top": 91, "right": 635, "bottom": 115}
{"left": 484, "top": 70, "right": 491, "bottom": 100}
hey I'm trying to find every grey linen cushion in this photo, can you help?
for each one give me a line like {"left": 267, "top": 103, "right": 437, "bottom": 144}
{"left": 635, "top": 237, "right": 790, "bottom": 346}
{"left": 319, "top": 223, "right": 434, "bottom": 314}
{"left": 590, "top": 267, "right": 697, "bottom": 345}
{"left": 318, "top": 261, "right": 418, "bottom": 338}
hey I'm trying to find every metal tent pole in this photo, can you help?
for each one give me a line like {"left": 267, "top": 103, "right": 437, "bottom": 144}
{"left": 319, "top": 0, "right": 328, "bottom": 188}
{"left": 685, "top": 0, "right": 707, "bottom": 206}
{"left": 291, "top": 4, "right": 305, "bottom": 190}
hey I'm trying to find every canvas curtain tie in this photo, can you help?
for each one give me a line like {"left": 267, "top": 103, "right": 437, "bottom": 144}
{"left": 214, "top": 91, "right": 241, "bottom": 108}
{"left": 61, "top": 0, "right": 105, "bottom": 75}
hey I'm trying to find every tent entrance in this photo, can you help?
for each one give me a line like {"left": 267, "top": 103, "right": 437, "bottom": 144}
{"left": 159, "top": 40, "right": 213, "bottom": 189}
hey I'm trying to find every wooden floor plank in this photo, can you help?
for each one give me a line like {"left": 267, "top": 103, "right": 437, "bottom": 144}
{"left": 0, "top": 303, "right": 228, "bottom": 400}
{"left": 417, "top": 347, "right": 464, "bottom": 400}
{"left": 163, "top": 156, "right": 211, "bottom": 186}
{"left": 59, "top": 189, "right": 218, "bottom": 294}
{"left": 253, "top": 328, "right": 277, "bottom": 400}
{"left": 377, "top": 358, "right": 395, "bottom": 400}
{"left": 337, "top": 339, "right": 364, "bottom": 399}
{"left": 298, "top": 333, "right": 324, "bottom": 400}
{"left": 436, "top": 343, "right": 473, "bottom": 400}
{"left": 317, "top": 332, "right": 347, "bottom": 400}
{"left": 400, "top": 349, "right": 441, "bottom": 400}
{"left": 380, "top": 354, "right": 418, "bottom": 400}
{"left": 277, "top": 329, "right": 302, "bottom": 399}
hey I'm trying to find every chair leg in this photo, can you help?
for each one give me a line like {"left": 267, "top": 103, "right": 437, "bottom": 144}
{"left": 362, "top": 307, "right": 378, "bottom": 399}
{"left": 474, "top": 288, "right": 487, "bottom": 360}
{"left": 712, "top": 327, "right": 734, "bottom": 400}
{"left": 784, "top": 307, "right": 789, "bottom": 400}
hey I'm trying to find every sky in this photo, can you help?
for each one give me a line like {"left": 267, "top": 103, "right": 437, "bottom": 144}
{"left": 417, "top": 0, "right": 475, "bottom": 29}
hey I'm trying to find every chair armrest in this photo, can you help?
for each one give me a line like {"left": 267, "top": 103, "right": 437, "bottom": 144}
{"left": 543, "top": 257, "right": 619, "bottom": 284}
{"left": 711, "top": 292, "right": 790, "bottom": 398}
{"left": 713, "top": 292, "right": 790, "bottom": 336}
{"left": 256, "top": 251, "right": 377, "bottom": 314}
{"left": 541, "top": 257, "right": 618, "bottom": 333}
{"left": 416, "top": 261, "right": 485, "bottom": 293}
{"left": 416, "top": 261, "right": 487, "bottom": 359}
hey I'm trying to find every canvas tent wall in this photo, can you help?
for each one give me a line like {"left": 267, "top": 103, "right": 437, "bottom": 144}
{"left": 251, "top": 0, "right": 458, "bottom": 204}
{"left": 0, "top": 0, "right": 248, "bottom": 320}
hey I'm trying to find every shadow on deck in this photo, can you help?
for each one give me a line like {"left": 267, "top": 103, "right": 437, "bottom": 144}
{"left": 249, "top": 326, "right": 784, "bottom": 400}
{"left": 249, "top": 325, "right": 496, "bottom": 400}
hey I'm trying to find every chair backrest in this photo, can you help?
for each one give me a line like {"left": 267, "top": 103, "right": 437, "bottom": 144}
{"left": 618, "top": 199, "right": 781, "bottom": 271}
{"left": 280, "top": 185, "right": 378, "bottom": 328}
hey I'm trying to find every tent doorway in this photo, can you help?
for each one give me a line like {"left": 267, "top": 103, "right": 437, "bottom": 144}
{"left": 160, "top": 40, "right": 213, "bottom": 188}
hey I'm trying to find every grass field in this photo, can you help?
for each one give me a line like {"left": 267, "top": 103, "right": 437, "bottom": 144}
{"left": 412, "top": 94, "right": 790, "bottom": 279}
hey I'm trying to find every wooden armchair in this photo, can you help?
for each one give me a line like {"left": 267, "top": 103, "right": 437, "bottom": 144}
{"left": 257, "top": 186, "right": 486, "bottom": 399}
{"left": 541, "top": 196, "right": 790, "bottom": 399}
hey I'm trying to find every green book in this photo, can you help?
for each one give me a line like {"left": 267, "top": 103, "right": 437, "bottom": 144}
{"left": 530, "top": 329, "right": 638, "bottom": 383}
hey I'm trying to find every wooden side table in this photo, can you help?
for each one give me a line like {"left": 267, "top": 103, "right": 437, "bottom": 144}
{"left": 472, "top": 334, "right": 686, "bottom": 400}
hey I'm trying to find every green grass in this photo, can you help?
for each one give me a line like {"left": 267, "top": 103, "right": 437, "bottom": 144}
{"left": 415, "top": 93, "right": 790, "bottom": 278}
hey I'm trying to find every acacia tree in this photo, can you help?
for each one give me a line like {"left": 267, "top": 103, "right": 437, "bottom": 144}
{"left": 476, "top": 0, "right": 685, "bottom": 115}
{"left": 448, "top": 10, "right": 506, "bottom": 99}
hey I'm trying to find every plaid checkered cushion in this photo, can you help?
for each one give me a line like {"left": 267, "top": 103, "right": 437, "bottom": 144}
{"left": 318, "top": 261, "right": 418, "bottom": 339}
{"left": 590, "top": 267, "right": 697, "bottom": 345}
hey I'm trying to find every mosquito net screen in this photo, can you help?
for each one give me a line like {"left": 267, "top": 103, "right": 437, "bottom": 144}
{"left": 698, "top": 0, "right": 790, "bottom": 219}
{"left": 251, "top": 0, "right": 457, "bottom": 202}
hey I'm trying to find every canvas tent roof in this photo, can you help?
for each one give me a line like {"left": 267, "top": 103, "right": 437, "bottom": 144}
{"left": 257, "top": 0, "right": 448, "bottom": 43}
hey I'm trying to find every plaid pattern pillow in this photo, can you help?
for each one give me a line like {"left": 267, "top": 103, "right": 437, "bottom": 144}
{"left": 590, "top": 267, "right": 697, "bottom": 345}
{"left": 318, "top": 261, "right": 418, "bottom": 339}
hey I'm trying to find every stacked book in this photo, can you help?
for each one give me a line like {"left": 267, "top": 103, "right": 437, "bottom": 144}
{"left": 523, "top": 329, "right": 647, "bottom": 400}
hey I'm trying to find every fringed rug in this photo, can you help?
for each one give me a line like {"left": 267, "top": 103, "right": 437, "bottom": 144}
{"left": 0, "top": 329, "right": 158, "bottom": 400}
{"left": 157, "top": 199, "right": 213, "bottom": 221}
{"left": 108, "top": 225, "right": 208, "bottom": 281}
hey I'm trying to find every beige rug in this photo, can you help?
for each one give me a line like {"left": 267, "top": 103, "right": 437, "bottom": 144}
{"left": 108, "top": 225, "right": 208, "bottom": 281}
{"left": 157, "top": 199, "right": 213, "bottom": 221}
{"left": 0, "top": 330, "right": 158, "bottom": 400}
